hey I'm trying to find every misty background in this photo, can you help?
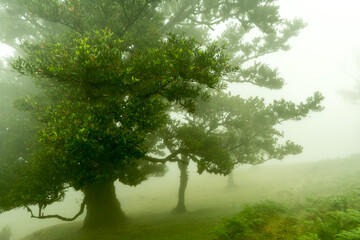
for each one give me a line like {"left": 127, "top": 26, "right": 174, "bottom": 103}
{"left": 0, "top": 0, "right": 359, "bottom": 239}
{"left": 231, "top": 0, "right": 360, "bottom": 164}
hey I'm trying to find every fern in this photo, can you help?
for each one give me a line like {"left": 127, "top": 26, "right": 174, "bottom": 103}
{"left": 214, "top": 191, "right": 360, "bottom": 240}
{"left": 335, "top": 227, "right": 360, "bottom": 240}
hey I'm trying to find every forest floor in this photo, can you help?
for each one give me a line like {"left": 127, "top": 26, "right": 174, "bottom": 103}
{"left": 22, "top": 154, "right": 360, "bottom": 240}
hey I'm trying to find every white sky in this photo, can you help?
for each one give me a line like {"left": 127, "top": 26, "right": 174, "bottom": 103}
{"left": 273, "top": 0, "right": 360, "bottom": 162}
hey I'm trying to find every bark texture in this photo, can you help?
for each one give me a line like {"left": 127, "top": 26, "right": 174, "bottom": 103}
{"left": 172, "top": 155, "right": 189, "bottom": 213}
{"left": 82, "top": 181, "right": 126, "bottom": 229}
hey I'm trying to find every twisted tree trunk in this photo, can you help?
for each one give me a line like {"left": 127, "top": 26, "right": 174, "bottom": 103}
{"left": 82, "top": 181, "right": 126, "bottom": 229}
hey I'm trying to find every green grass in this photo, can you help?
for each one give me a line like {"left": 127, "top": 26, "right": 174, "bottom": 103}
{"left": 21, "top": 154, "right": 360, "bottom": 240}
{"left": 23, "top": 209, "right": 235, "bottom": 240}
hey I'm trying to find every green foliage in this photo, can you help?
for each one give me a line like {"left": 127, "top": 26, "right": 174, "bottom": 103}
{"left": 336, "top": 227, "right": 360, "bottom": 240}
{"left": 214, "top": 190, "right": 360, "bottom": 240}
{"left": 304, "top": 209, "right": 360, "bottom": 239}
{"left": 297, "top": 233, "right": 321, "bottom": 240}
{"left": 160, "top": 91, "right": 323, "bottom": 176}
{"left": 214, "top": 201, "right": 299, "bottom": 240}
{"left": 302, "top": 192, "right": 360, "bottom": 240}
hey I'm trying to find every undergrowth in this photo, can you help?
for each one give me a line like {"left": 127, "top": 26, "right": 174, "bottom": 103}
{"left": 214, "top": 191, "right": 360, "bottom": 240}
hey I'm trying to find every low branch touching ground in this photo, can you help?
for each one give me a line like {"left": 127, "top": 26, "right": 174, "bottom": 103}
{"left": 25, "top": 197, "right": 86, "bottom": 222}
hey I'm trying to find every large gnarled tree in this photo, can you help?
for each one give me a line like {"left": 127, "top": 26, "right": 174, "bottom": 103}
{"left": 1, "top": 0, "right": 232, "bottom": 229}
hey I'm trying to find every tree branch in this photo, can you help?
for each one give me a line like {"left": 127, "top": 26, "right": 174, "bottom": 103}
{"left": 187, "top": 153, "right": 199, "bottom": 163}
{"left": 119, "top": 0, "right": 130, "bottom": 21}
{"left": 25, "top": 197, "right": 86, "bottom": 222}
{"left": 227, "top": 116, "right": 297, "bottom": 152}
{"left": 161, "top": 0, "right": 196, "bottom": 31}
{"left": 237, "top": 49, "right": 279, "bottom": 64}
{"left": 144, "top": 149, "right": 183, "bottom": 163}
{"left": 119, "top": 0, "right": 151, "bottom": 38}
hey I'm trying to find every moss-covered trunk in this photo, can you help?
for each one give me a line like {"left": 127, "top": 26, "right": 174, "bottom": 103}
{"left": 82, "top": 181, "right": 126, "bottom": 229}
{"left": 172, "top": 155, "right": 189, "bottom": 213}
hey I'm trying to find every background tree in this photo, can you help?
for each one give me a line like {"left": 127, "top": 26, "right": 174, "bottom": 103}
{"left": 158, "top": 92, "right": 323, "bottom": 213}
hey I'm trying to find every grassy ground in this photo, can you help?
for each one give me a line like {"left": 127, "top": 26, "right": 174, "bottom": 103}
{"left": 21, "top": 154, "right": 360, "bottom": 240}
{"left": 22, "top": 209, "right": 235, "bottom": 240}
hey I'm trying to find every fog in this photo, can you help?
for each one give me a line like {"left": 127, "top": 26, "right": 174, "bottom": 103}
{"left": 0, "top": 1, "right": 360, "bottom": 240}
{"left": 231, "top": 0, "right": 360, "bottom": 163}
{"left": 273, "top": 0, "right": 360, "bottom": 162}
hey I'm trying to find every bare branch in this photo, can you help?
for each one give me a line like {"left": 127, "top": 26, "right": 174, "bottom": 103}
{"left": 161, "top": 0, "right": 196, "bottom": 31}
{"left": 119, "top": 0, "right": 151, "bottom": 38}
{"left": 237, "top": 49, "right": 279, "bottom": 65}
{"left": 119, "top": 1, "right": 130, "bottom": 21}
{"left": 25, "top": 197, "right": 86, "bottom": 222}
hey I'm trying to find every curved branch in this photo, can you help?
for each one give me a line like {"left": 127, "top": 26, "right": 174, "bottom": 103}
{"left": 119, "top": 0, "right": 152, "bottom": 38}
{"left": 25, "top": 197, "right": 86, "bottom": 222}
{"left": 144, "top": 149, "right": 183, "bottom": 163}
{"left": 161, "top": 0, "right": 196, "bottom": 31}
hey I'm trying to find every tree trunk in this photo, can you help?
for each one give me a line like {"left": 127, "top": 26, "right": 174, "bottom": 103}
{"left": 172, "top": 155, "right": 189, "bottom": 213}
{"left": 82, "top": 181, "right": 126, "bottom": 229}
{"left": 226, "top": 171, "right": 237, "bottom": 190}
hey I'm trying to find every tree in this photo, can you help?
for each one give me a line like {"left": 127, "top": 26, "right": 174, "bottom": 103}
{"left": 0, "top": 0, "right": 322, "bottom": 229}
{"left": 0, "top": 0, "right": 232, "bottom": 229}
{"left": 140, "top": 0, "right": 324, "bottom": 212}
{"left": 160, "top": 92, "right": 323, "bottom": 212}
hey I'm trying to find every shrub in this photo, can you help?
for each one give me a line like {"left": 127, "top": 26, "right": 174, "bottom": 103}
{"left": 335, "top": 227, "right": 360, "bottom": 240}
{"left": 214, "top": 191, "right": 360, "bottom": 240}
{"left": 214, "top": 200, "right": 300, "bottom": 240}
{"left": 303, "top": 191, "right": 360, "bottom": 239}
